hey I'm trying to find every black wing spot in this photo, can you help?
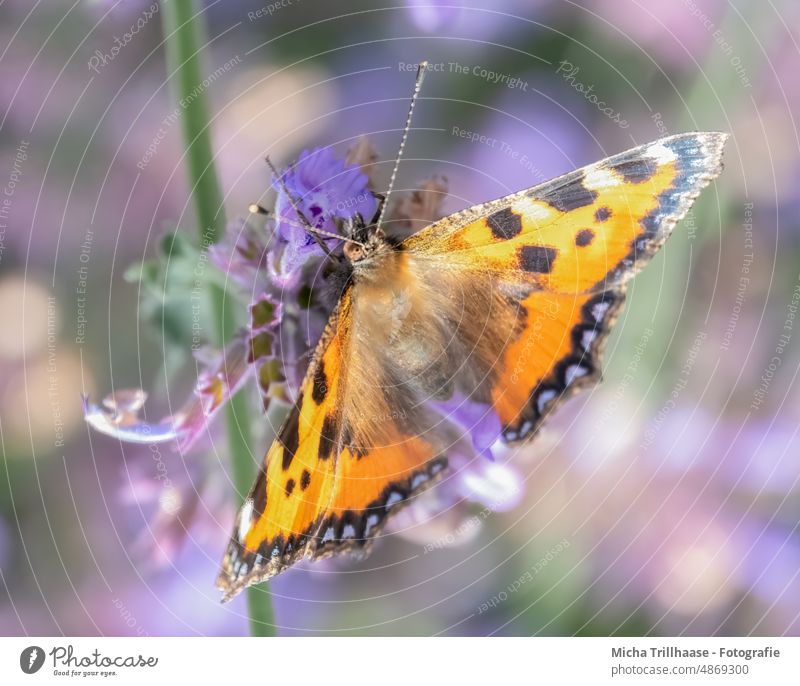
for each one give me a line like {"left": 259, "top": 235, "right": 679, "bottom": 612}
{"left": 575, "top": 229, "right": 595, "bottom": 247}
{"left": 312, "top": 360, "right": 328, "bottom": 405}
{"left": 252, "top": 463, "right": 268, "bottom": 520}
{"left": 594, "top": 206, "right": 612, "bottom": 222}
{"left": 300, "top": 469, "right": 311, "bottom": 490}
{"left": 615, "top": 158, "right": 658, "bottom": 184}
{"left": 285, "top": 479, "right": 295, "bottom": 497}
{"left": 486, "top": 208, "right": 523, "bottom": 239}
{"left": 519, "top": 245, "right": 558, "bottom": 274}
{"left": 342, "top": 422, "right": 368, "bottom": 458}
{"left": 542, "top": 174, "right": 598, "bottom": 211}
{"left": 280, "top": 393, "right": 302, "bottom": 470}
{"left": 318, "top": 414, "right": 338, "bottom": 460}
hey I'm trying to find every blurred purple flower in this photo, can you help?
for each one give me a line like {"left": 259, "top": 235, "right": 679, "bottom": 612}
{"left": 403, "top": 1, "right": 554, "bottom": 41}
{"left": 430, "top": 391, "right": 504, "bottom": 461}
{"left": 739, "top": 523, "right": 800, "bottom": 634}
{"left": 588, "top": 0, "right": 725, "bottom": 68}
{"left": 453, "top": 453, "right": 523, "bottom": 511}
{"left": 451, "top": 78, "right": 590, "bottom": 211}
{"left": 655, "top": 409, "right": 800, "bottom": 498}
{"left": 405, "top": 1, "right": 461, "bottom": 32}
{"left": 118, "top": 444, "right": 229, "bottom": 572}
{"left": 533, "top": 392, "right": 800, "bottom": 635}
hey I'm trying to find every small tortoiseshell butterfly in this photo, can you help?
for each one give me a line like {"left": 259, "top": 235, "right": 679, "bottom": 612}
{"left": 216, "top": 68, "right": 728, "bottom": 601}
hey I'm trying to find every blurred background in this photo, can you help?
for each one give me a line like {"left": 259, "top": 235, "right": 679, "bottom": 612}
{"left": 1, "top": 0, "right": 799, "bottom": 636}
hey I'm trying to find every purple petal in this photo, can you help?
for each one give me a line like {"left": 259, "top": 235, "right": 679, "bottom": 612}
{"left": 208, "top": 218, "right": 270, "bottom": 292}
{"left": 271, "top": 146, "right": 377, "bottom": 276}
{"left": 430, "top": 391, "right": 504, "bottom": 460}
{"left": 455, "top": 457, "right": 523, "bottom": 512}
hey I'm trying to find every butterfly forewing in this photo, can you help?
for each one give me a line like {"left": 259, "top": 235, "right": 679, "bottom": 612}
{"left": 403, "top": 132, "right": 727, "bottom": 439}
{"left": 218, "top": 282, "right": 450, "bottom": 601}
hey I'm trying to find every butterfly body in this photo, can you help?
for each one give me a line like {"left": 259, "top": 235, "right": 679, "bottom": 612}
{"left": 217, "top": 132, "right": 728, "bottom": 601}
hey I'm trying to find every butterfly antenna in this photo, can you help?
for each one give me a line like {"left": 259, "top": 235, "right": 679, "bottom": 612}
{"left": 265, "top": 156, "right": 345, "bottom": 261}
{"left": 375, "top": 60, "right": 428, "bottom": 232}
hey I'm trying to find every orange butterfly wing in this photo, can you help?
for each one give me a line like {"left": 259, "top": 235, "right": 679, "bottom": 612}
{"left": 218, "top": 132, "right": 728, "bottom": 599}
{"left": 405, "top": 132, "right": 728, "bottom": 438}
{"left": 217, "top": 290, "right": 446, "bottom": 601}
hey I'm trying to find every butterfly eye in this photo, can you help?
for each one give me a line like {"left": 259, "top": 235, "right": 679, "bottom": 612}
{"left": 343, "top": 241, "right": 365, "bottom": 262}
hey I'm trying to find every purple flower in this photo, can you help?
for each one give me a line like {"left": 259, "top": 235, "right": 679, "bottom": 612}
{"left": 430, "top": 391, "right": 504, "bottom": 461}
{"left": 208, "top": 217, "right": 270, "bottom": 294}
{"left": 452, "top": 453, "right": 522, "bottom": 511}
{"left": 403, "top": 1, "right": 552, "bottom": 40}
{"left": 118, "top": 444, "right": 230, "bottom": 572}
{"left": 273, "top": 147, "right": 377, "bottom": 274}
{"left": 405, "top": 1, "right": 461, "bottom": 32}
{"left": 588, "top": 0, "right": 725, "bottom": 68}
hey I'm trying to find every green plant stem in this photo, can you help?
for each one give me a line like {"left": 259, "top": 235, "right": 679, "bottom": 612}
{"left": 161, "top": 0, "right": 275, "bottom": 637}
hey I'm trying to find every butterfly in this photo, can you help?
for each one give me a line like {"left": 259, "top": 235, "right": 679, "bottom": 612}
{"left": 216, "top": 128, "right": 728, "bottom": 600}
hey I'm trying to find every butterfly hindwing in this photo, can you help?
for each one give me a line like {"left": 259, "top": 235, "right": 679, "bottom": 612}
{"left": 216, "top": 295, "right": 351, "bottom": 598}
{"left": 217, "top": 289, "right": 448, "bottom": 601}
{"left": 404, "top": 132, "right": 727, "bottom": 440}
{"left": 490, "top": 289, "right": 625, "bottom": 440}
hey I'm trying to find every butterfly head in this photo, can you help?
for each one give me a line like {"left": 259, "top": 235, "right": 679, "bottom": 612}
{"left": 340, "top": 194, "right": 392, "bottom": 264}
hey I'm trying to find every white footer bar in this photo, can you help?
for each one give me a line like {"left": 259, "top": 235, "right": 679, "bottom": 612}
{"left": 1, "top": 636, "right": 798, "bottom": 684}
